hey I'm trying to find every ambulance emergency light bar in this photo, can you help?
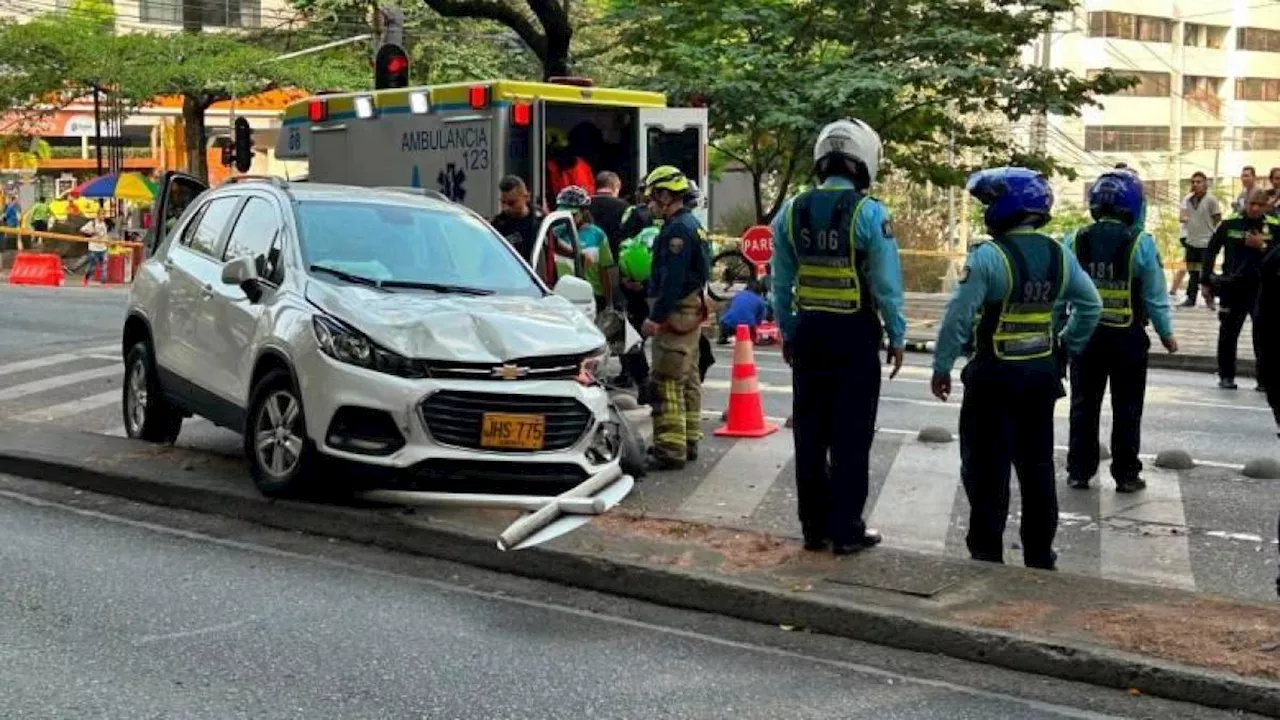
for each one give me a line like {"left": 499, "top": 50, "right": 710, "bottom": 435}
{"left": 306, "top": 90, "right": 432, "bottom": 123}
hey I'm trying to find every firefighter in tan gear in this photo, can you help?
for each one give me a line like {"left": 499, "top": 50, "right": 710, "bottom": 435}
{"left": 639, "top": 166, "right": 711, "bottom": 471}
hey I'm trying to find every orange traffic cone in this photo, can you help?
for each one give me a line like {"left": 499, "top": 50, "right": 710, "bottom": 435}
{"left": 714, "top": 324, "right": 779, "bottom": 438}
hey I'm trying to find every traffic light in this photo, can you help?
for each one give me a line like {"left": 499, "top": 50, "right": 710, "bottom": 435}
{"left": 233, "top": 117, "right": 253, "bottom": 173}
{"left": 374, "top": 43, "right": 410, "bottom": 90}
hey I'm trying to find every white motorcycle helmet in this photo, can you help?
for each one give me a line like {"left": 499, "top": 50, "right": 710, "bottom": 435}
{"left": 813, "top": 118, "right": 882, "bottom": 187}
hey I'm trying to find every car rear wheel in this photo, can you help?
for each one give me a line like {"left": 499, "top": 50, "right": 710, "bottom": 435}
{"left": 245, "top": 368, "right": 316, "bottom": 497}
{"left": 122, "top": 341, "right": 183, "bottom": 444}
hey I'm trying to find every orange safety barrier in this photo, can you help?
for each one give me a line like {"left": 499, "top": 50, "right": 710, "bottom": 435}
{"left": 8, "top": 252, "right": 65, "bottom": 287}
{"left": 714, "top": 324, "right": 779, "bottom": 439}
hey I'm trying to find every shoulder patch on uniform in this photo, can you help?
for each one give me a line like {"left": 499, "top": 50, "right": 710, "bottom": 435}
{"left": 958, "top": 265, "right": 970, "bottom": 284}
{"left": 881, "top": 218, "right": 895, "bottom": 238}
{"left": 669, "top": 236, "right": 684, "bottom": 254}
{"left": 696, "top": 228, "right": 708, "bottom": 241}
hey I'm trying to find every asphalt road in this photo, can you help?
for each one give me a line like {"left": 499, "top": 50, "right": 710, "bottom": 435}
{"left": 0, "top": 284, "right": 124, "bottom": 358}
{"left": 0, "top": 478, "right": 1256, "bottom": 720}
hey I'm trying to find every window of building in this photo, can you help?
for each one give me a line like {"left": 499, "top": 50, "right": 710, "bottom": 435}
{"left": 1241, "top": 128, "right": 1280, "bottom": 151}
{"left": 1181, "top": 127, "right": 1225, "bottom": 151}
{"left": 1182, "top": 75, "right": 1224, "bottom": 95}
{"left": 139, "top": 0, "right": 260, "bottom": 27}
{"left": 1184, "top": 23, "right": 1229, "bottom": 48}
{"left": 1088, "top": 69, "right": 1170, "bottom": 97}
{"left": 1088, "top": 12, "right": 1174, "bottom": 43}
{"left": 1237, "top": 27, "right": 1280, "bottom": 53}
{"left": 1235, "top": 77, "right": 1280, "bottom": 102}
{"left": 1084, "top": 126, "right": 1171, "bottom": 152}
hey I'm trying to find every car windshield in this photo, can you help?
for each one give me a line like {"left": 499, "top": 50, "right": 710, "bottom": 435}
{"left": 296, "top": 199, "right": 543, "bottom": 297}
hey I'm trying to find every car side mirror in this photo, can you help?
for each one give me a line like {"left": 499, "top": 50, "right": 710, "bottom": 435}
{"left": 221, "top": 255, "right": 263, "bottom": 303}
{"left": 554, "top": 274, "right": 596, "bottom": 322}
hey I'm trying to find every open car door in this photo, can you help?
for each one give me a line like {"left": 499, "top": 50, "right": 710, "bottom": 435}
{"left": 145, "top": 171, "right": 208, "bottom": 256}
{"left": 529, "top": 210, "right": 594, "bottom": 321}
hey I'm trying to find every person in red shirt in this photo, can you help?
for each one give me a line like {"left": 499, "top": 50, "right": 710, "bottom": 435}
{"left": 546, "top": 127, "right": 595, "bottom": 201}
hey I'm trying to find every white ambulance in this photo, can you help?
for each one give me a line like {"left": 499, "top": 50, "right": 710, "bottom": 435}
{"left": 274, "top": 78, "right": 710, "bottom": 227}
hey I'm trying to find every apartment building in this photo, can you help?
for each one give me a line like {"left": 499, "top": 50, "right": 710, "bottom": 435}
{"left": 0, "top": 0, "right": 302, "bottom": 193}
{"left": 1038, "top": 0, "right": 1280, "bottom": 221}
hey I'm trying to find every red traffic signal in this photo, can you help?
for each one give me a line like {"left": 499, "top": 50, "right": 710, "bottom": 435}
{"left": 233, "top": 117, "right": 253, "bottom": 173}
{"left": 374, "top": 44, "right": 410, "bottom": 90}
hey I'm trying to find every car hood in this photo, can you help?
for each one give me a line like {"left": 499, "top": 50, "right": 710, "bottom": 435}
{"left": 305, "top": 280, "right": 605, "bottom": 361}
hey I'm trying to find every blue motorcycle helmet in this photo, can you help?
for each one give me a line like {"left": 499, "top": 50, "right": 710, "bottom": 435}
{"left": 966, "top": 167, "right": 1054, "bottom": 234}
{"left": 1088, "top": 169, "right": 1144, "bottom": 226}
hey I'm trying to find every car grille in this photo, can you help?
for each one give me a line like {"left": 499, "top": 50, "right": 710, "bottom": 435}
{"left": 411, "top": 354, "right": 585, "bottom": 382}
{"left": 419, "top": 390, "right": 593, "bottom": 453}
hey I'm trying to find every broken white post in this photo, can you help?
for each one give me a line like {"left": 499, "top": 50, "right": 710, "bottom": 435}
{"left": 497, "top": 465, "right": 624, "bottom": 551}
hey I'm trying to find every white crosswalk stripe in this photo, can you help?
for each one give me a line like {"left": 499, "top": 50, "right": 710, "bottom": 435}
{"left": 868, "top": 439, "right": 963, "bottom": 555}
{"left": 668, "top": 426, "right": 1245, "bottom": 596}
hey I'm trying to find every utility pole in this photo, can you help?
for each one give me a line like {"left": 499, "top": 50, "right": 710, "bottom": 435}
{"left": 947, "top": 131, "right": 957, "bottom": 252}
{"left": 1032, "top": 25, "right": 1053, "bottom": 155}
{"left": 92, "top": 85, "right": 103, "bottom": 176}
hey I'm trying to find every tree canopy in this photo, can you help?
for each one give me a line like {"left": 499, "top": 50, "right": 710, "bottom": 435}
{"left": 0, "top": 2, "right": 365, "bottom": 180}
{"left": 609, "top": 0, "right": 1133, "bottom": 221}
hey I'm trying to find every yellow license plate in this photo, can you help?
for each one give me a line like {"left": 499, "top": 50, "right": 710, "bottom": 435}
{"left": 480, "top": 413, "right": 546, "bottom": 450}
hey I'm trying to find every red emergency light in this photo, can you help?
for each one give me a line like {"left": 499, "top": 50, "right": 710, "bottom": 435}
{"left": 469, "top": 85, "right": 490, "bottom": 110}
{"left": 512, "top": 102, "right": 531, "bottom": 127}
{"left": 386, "top": 55, "right": 408, "bottom": 75}
{"left": 308, "top": 99, "right": 327, "bottom": 123}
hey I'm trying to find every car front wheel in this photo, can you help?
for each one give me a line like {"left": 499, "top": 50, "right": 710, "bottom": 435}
{"left": 122, "top": 341, "right": 183, "bottom": 444}
{"left": 245, "top": 368, "right": 316, "bottom": 497}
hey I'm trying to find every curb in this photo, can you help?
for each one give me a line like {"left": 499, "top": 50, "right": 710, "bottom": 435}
{"left": 891, "top": 339, "right": 1249, "bottom": 377}
{"left": 0, "top": 447, "right": 1277, "bottom": 716}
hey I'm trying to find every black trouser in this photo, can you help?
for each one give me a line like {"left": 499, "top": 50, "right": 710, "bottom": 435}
{"left": 1067, "top": 332, "right": 1149, "bottom": 484}
{"left": 620, "top": 289, "right": 651, "bottom": 389}
{"left": 1184, "top": 245, "right": 1205, "bottom": 304}
{"left": 1216, "top": 282, "right": 1260, "bottom": 381}
{"left": 790, "top": 318, "right": 880, "bottom": 547}
{"left": 1257, "top": 307, "right": 1280, "bottom": 425}
{"left": 959, "top": 365, "right": 1059, "bottom": 568}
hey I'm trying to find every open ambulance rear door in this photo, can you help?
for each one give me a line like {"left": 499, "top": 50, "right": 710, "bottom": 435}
{"left": 637, "top": 108, "right": 710, "bottom": 227}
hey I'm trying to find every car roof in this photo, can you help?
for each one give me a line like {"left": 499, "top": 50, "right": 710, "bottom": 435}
{"left": 216, "top": 178, "right": 463, "bottom": 214}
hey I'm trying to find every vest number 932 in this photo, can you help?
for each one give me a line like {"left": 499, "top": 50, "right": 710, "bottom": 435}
{"left": 799, "top": 228, "right": 842, "bottom": 252}
{"left": 1022, "top": 280, "right": 1055, "bottom": 304}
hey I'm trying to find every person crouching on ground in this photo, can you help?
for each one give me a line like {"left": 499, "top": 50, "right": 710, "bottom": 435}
{"left": 717, "top": 278, "right": 768, "bottom": 344}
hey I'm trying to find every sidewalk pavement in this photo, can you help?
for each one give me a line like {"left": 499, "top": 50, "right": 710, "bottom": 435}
{"left": 0, "top": 423, "right": 1276, "bottom": 716}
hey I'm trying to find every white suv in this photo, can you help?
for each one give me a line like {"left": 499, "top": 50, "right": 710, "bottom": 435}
{"left": 123, "top": 173, "right": 622, "bottom": 497}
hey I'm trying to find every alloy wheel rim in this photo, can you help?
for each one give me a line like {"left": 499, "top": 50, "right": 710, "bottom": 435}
{"left": 255, "top": 390, "right": 303, "bottom": 477}
{"left": 127, "top": 358, "right": 148, "bottom": 434}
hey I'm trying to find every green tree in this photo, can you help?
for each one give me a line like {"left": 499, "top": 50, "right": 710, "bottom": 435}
{"left": 0, "top": 4, "right": 364, "bottom": 182}
{"left": 610, "top": 0, "right": 1134, "bottom": 222}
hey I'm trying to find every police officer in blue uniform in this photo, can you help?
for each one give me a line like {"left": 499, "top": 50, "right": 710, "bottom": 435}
{"left": 931, "top": 168, "right": 1102, "bottom": 569}
{"left": 771, "top": 119, "right": 907, "bottom": 555}
{"left": 1062, "top": 169, "right": 1178, "bottom": 493}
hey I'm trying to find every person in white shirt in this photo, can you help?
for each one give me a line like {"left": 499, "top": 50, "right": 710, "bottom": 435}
{"left": 80, "top": 215, "right": 110, "bottom": 284}
{"left": 1178, "top": 172, "right": 1223, "bottom": 308}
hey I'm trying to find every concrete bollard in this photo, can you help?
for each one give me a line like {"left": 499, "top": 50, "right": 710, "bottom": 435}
{"left": 918, "top": 426, "right": 954, "bottom": 444}
{"left": 1241, "top": 457, "right": 1280, "bottom": 480}
{"left": 1154, "top": 449, "right": 1195, "bottom": 470}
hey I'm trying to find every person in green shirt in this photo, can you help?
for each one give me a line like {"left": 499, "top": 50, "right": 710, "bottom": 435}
{"left": 28, "top": 196, "right": 52, "bottom": 232}
{"left": 554, "top": 185, "right": 616, "bottom": 310}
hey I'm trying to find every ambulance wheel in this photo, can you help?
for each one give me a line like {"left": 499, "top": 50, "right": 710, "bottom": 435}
{"left": 708, "top": 249, "right": 755, "bottom": 302}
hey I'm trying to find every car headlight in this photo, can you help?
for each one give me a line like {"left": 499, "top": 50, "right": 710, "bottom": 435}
{"left": 312, "top": 315, "right": 424, "bottom": 378}
{"left": 576, "top": 346, "right": 608, "bottom": 386}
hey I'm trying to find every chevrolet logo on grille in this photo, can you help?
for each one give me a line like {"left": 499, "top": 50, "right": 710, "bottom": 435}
{"left": 492, "top": 364, "right": 529, "bottom": 380}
